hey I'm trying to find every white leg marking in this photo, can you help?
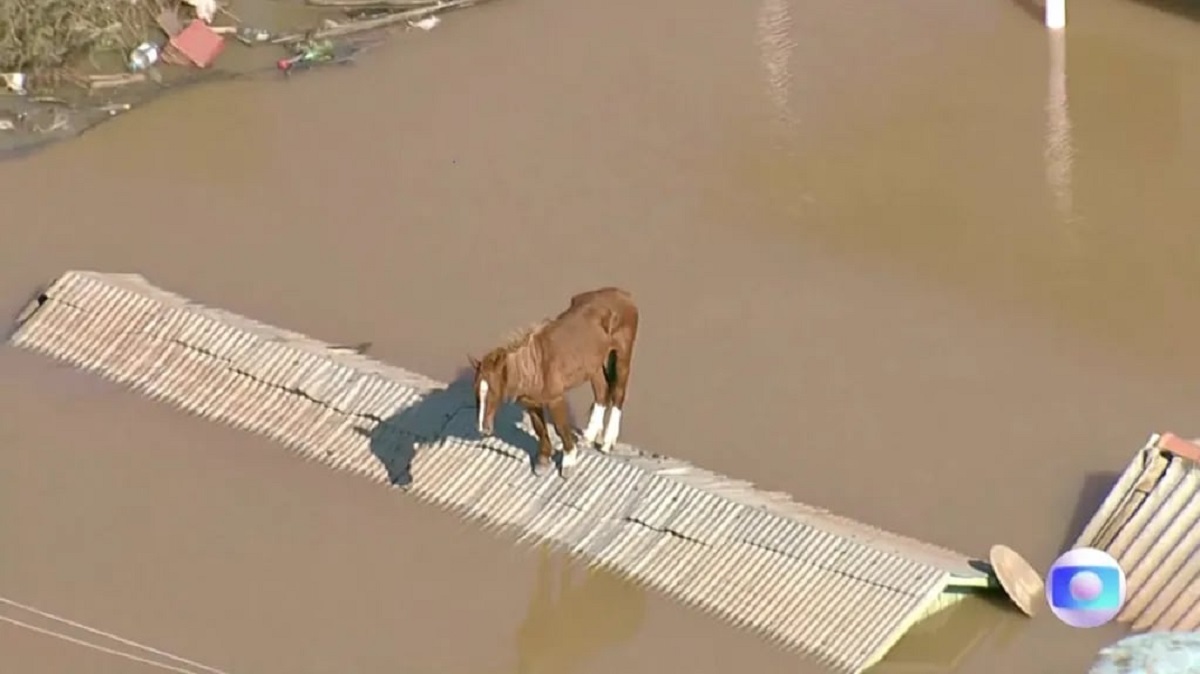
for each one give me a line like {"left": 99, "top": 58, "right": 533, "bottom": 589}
{"left": 476, "top": 380, "right": 489, "bottom": 432}
{"left": 582, "top": 403, "right": 607, "bottom": 444}
{"left": 561, "top": 448, "right": 580, "bottom": 468}
{"left": 600, "top": 407, "right": 622, "bottom": 453}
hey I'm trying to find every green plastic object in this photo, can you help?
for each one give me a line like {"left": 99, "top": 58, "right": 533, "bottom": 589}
{"left": 296, "top": 39, "right": 336, "bottom": 63}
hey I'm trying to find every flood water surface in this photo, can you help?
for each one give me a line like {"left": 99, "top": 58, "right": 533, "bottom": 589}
{"left": 3, "top": 0, "right": 1200, "bottom": 672}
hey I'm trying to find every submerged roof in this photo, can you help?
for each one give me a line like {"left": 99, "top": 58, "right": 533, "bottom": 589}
{"left": 1074, "top": 432, "right": 1200, "bottom": 631}
{"left": 9, "top": 270, "right": 1006, "bottom": 673}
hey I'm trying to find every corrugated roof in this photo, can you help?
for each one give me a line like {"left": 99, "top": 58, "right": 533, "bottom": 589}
{"left": 1073, "top": 432, "right": 1200, "bottom": 631}
{"left": 7, "top": 270, "right": 1009, "bottom": 673}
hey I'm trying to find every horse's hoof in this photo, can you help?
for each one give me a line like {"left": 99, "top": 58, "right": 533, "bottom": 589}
{"left": 560, "top": 464, "right": 576, "bottom": 480}
{"left": 533, "top": 459, "right": 553, "bottom": 476}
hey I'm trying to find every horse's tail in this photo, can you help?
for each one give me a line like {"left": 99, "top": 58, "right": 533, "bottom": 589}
{"left": 603, "top": 349, "right": 618, "bottom": 386}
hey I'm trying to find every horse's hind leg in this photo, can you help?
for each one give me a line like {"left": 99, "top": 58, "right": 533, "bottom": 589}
{"left": 600, "top": 343, "right": 634, "bottom": 453}
{"left": 581, "top": 368, "right": 611, "bottom": 447}
{"left": 526, "top": 404, "right": 555, "bottom": 476}
{"left": 548, "top": 399, "right": 580, "bottom": 478}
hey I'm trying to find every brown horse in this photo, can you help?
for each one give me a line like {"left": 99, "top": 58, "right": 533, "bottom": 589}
{"left": 469, "top": 287, "right": 639, "bottom": 477}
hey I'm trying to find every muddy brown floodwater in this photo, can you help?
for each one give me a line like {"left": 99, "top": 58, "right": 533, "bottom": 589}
{"left": 3, "top": 0, "right": 1200, "bottom": 672}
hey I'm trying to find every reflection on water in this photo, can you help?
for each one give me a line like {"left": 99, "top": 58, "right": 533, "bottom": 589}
{"left": 875, "top": 599, "right": 1022, "bottom": 674}
{"left": 1044, "top": 30, "right": 1076, "bottom": 234}
{"left": 757, "top": 0, "right": 797, "bottom": 130}
{"left": 740, "top": 0, "right": 1200, "bottom": 377}
{"left": 510, "top": 545, "right": 646, "bottom": 674}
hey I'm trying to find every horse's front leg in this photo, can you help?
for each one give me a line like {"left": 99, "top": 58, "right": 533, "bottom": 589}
{"left": 525, "top": 404, "right": 555, "bottom": 476}
{"left": 548, "top": 398, "right": 579, "bottom": 478}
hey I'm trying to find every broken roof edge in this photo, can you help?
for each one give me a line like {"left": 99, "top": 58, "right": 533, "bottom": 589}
{"left": 1069, "top": 431, "right": 1200, "bottom": 632}
{"left": 1072, "top": 432, "right": 1200, "bottom": 552}
{"left": 1152, "top": 432, "right": 1200, "bottom": 464}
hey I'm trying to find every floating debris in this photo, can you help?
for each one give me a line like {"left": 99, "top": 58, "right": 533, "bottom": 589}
{"left": 236, "top": 26, "right": 274, "bottom": 45}
{"left": 98, "top": 103, "right": 133, "bottom": 116}
{"left": 164, "top": 20, "right": 227, "bottom": 68}
{"left": 410, "top": 15, "right": 441, "bottom": 30}
{"left": 183, "top": 0, "right": 219, "bottom": 23}
{"left": 2, "top": 73, "right": 26, "bottom": 95}
{"left": 88, "top": 73, "right": 149, "bottom": 91}
{"left": 128, "top": 43, "right": 161, "bottom": 73}
{"left": 0, "top": 111, "right": 22, "bottom": 131}
{"left": 2, "top": 0, "right": 504, "bottom": 163}
{"left": 279, "top": 39, "right": 336, "bottom": 72}
{"left": 277, "top": 38, "right": 367, "bottom": 74}
{"left": 272, "top": 0, "right": 494, "bottom": 45}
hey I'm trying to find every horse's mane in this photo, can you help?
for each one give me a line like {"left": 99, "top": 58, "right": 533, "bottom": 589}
{"left": 488, "top": 319, "right": 550, "bottom": 393}
{"left": 494, "top": 320, "right": 549, "bottom": 355}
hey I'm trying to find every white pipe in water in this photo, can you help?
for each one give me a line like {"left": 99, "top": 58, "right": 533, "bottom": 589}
{"left": 1046, "top": 0, "right": 1066, "bottom": 30}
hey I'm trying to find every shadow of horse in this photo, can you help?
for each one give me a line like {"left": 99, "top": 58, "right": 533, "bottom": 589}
{"left": 358, "top": 367, "right": 562, "bottom": 487}
{"left": 508, "top": 544, "right": 647, "bottom": 674}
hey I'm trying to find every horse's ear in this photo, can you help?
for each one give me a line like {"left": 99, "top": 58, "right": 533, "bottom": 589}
{"left": 467, "top": 354, "right": 480, "bottom": 370}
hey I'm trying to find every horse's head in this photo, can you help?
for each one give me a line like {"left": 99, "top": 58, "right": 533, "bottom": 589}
{"left": 468, "top": 350, "right": 506, "bottom": 437}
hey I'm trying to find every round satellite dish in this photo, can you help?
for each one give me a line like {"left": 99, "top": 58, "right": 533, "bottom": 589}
{"left": 990, "top": 544, "right": 1043, "bottom": 617}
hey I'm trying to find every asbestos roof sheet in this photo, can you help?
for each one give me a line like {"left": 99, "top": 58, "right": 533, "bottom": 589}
{"left": 1074, "top": 432, "right": 1200, "bottom": 631}
{"left": 8, "top": 270, "right": 1002, "bottom": 673}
